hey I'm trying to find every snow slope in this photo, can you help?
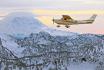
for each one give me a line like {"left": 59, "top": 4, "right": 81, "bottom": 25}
{"left": 0, "top": 33, "right": 24, "bottom": 57}
{"left": 43, "top": 62, "right": 96, "bottom": 70}
{"left": 0, "top": 12, "right": 45, "bottom": 35}
{"left": 68, "top": 62, "right": 96, "bottom": 70}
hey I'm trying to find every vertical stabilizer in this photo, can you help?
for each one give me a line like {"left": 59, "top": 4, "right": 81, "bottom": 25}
{"left": 89, "top": 14, "right": 97, "bottom": 21}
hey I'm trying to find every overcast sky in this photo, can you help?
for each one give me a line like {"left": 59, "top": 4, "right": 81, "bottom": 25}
{"left": 0, "top": 0, "right": 104, "bottom": 10}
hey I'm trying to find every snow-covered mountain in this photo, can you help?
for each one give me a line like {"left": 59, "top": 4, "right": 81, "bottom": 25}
{"left": 0, "top": 12, "right": 103, "bottom": 70}
{"left": 0, "top": 12, "right": 78, "bottom": 57}
{"left": 0, "top": 12, "right": 103, "bottom": 58}
{"left": 0, "top": 12, "right": 46, "bottom": 35}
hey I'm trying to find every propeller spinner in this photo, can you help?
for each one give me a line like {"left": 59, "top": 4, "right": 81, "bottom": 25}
{"left": 52, "top": 17, "right": 54, "bottom": 24}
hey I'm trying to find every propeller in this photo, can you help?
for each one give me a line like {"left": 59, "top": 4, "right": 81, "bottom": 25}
{"left": 52, "top": 17, "right": 54, "bottom": 24}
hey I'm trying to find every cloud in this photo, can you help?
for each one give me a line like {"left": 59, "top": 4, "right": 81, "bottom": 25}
{"left": 0, "top": 0, "right": 104, "bottom": 10}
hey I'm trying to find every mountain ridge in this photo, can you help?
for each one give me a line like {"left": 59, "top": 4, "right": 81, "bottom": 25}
{"left": 0, "top": 12, "right": 103, "bottom": 70}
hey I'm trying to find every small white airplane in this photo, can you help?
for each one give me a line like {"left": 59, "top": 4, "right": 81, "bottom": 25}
{"left": 52, "top": 14, "right": 97, "bottom": 28}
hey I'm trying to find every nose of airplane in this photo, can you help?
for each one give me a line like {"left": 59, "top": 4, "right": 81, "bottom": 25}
{"left": 52, "top": 17, "right": 54, "bottom": 24}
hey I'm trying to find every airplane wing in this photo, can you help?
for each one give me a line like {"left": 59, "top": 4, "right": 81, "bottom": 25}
{"left": 62, "top": 15, "right": 73, "bottom": 20}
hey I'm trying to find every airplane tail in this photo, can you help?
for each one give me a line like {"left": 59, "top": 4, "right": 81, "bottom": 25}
{"left": 89, "top": 14, "right": 97, "bottom": 21}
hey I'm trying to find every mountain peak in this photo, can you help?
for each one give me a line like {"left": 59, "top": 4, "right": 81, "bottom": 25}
{"left": 5, "top": 12, "right": 35, "bottom": 18}
{"left": 0, "top": 12, "right": 45, "bottom": 35}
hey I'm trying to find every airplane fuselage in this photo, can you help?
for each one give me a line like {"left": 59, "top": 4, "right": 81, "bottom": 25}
{"left": 53, "top": 14, "right": 97, "bottom": 28}
{"left": 54, "top": 19, "right": 94, "bottom": 25}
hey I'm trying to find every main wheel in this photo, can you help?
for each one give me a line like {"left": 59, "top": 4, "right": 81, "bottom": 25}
{"left": 57, "top": 25, "right": 60, "bottom": 27}
{"left": 65, "top": 25, "right": 70, "bottom": 28}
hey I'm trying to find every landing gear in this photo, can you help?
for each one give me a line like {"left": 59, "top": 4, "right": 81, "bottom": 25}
{"left": 57, "top": 25, "right": 60, "bottom": 27}
{"left": 65, "top": 25, "right": 70, "bottom": 28}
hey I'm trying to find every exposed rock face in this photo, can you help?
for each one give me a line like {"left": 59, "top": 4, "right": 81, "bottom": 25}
{"left": 15, "top": 32, "right": 104, "bottom": 59}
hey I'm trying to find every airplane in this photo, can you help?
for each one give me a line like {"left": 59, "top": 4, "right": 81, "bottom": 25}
{"left": 52, "top": 14, "right": 97, "bottom": 28}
